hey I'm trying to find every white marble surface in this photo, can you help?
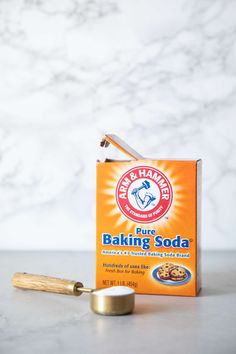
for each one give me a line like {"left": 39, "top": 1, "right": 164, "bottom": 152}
{"left": 0, "top": 0, "right": 236, "bottom": 250}
{"left": 0, "top": 251, "right": 236, "bottom": 354}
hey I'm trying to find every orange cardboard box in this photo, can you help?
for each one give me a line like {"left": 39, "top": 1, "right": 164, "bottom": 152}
{"left": 96, "top": 135, "right": 201, "bottom": 296}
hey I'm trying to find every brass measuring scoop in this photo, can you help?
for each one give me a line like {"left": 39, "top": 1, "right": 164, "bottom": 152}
{"left": 12, "top": 273, "right": 135, "bottom": 316}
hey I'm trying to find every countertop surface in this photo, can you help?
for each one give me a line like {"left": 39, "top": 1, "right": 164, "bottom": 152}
{"left": 0, "top": 251, "right": 235, "bottom": 354}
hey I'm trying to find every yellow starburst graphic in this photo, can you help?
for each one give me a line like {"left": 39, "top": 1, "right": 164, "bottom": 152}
{"left": 101, "top": 160, "right": 188, "bottom": 234}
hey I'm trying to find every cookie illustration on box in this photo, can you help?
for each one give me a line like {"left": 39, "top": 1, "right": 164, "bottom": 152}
{"left": 169, "top": 267, "right": 187, "bottom": 281}
{"left": 154, "top": 262, "right": 190, "bottom": 285}
{"left": 158, "top": 269, "right": 170, "bottom": 280}
{"left": 160, "top": 263, "right": 175, "bottom": 272}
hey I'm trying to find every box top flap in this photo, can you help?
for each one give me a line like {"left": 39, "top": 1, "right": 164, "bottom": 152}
{"left": 100, "top": 134, "right": 144, "bottom": 160}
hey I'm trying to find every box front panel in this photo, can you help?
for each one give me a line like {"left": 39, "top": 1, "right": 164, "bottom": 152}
{"left": 96, "top": 160, "right": 198, "bottom": 296}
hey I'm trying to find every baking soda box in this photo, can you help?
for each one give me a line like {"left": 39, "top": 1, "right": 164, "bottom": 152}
{"left": 96, "top": 134, "right": 201, "bottom": 296}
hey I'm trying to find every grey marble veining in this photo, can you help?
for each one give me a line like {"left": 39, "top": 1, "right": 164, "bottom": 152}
{"left": 0, "top": 251, "right": 236, "bottom": 354}
{"left": 0, "top": 0, "right": 236, "bottom": 250}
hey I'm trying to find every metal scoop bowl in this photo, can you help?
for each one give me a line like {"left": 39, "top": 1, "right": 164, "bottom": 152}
{"left": 12, "top": 273, "right": 135, "bottom": 316}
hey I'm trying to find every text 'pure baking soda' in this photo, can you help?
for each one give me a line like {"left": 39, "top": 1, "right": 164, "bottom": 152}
{"left": 96, "top": 134, "right": 202, "bottom": 296}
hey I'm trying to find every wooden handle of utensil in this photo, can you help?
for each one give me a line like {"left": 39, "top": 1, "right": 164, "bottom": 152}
{"left": 12, "top": 272, "right": 83, "bottom": 296}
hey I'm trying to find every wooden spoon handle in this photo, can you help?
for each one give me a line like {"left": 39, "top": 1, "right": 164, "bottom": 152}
{"left": 12, "top": 272, "right": 83, "bottom": 296}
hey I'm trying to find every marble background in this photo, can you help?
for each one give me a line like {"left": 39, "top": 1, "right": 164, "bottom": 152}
{"left": 0, "top": 0, "right": 235, "bottom": 250}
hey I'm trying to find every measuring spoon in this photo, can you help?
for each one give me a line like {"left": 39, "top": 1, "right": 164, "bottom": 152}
{"left": 12, "top": 272, "right": 135, "bottom": 316}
